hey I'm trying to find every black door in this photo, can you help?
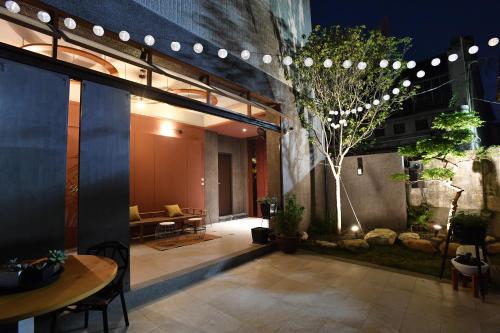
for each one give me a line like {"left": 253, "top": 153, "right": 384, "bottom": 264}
{"left": 218, "top": 154, "right": 232, "bottom": 216}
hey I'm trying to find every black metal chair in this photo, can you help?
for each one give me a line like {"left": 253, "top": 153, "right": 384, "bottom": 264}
{"left": 51, "top": 241, "right": 129, "bottom": 333}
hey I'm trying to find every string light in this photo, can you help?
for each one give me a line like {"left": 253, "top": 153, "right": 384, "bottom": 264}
{"left": 218, "top": 48, "right": 228, "bottom": 59}
{"left": 373, "top": 99, "right": 380, "bottom": 105}
{"left": 392, "top": 88, "right": 400, "bottom": 95}
{"left": 379, "top": 59, "right": 389, "bottom": 68}
{"left": 5, "top": 1, "right": 20, "bottom": 13}
{"left": 93, "top": 25, "right": 104, "bottom": 36}
{"left": 417, "top": 70, "right": 425, "bottom": 78}
{"left": 329, "top": 110, "right": 334, "bottom": 115}
{"left": 407, "top": 60, "right": 416, "bottom": 69}
{"left": 262, "top": 54, "right": 272, "bottom": 64}
{"left": 383, "top": 94, "right": 390, "bottom": 101}
{"left": 448, "top": 53, "right": 458, "bottom": 62}
{"left": 403, "top": 80, "right": 411, "bottom": 87}
{"left": 392, "top": 61, "right": 401, "bottom": 70}
{"left": 118, "top": 31, "right": 130, "bottom": 42}
{"left": 144, "top": 35, "right": 155, "bottom": 46}
{"left": 283, "top": 56, "right": 293, "bottom": 66}
{"left": 357, "top": 61, "right": 367, "bottom": 70}
{"left": 488, "top": 37, "right": 499, "bottom": 47}
{"left": 468, "top": 45, "right": 479, "bottom": 54}
{"left": 37, "top": 11, "right": 51, "bottom": 23}
{"left": 365, "top": 104, "right": 372, "bottom": 109}
{"left": 431, "top": 58, "right": 441, "bottom": 66}
{"left": 193, "top": 43, "right": 204, "bottom": 54}
{"left": 241, "top": 50, "right": 250, "bottom": 60}
{"left": 170, "top": 41, "right": 181, "bottom": 51}
{"left": 323, "top": 58, "right": 333, "bottom": 68}
{"left": 304, "top": 57, "right": 314, "bottom": 67}
{"left": 63, "top": 17, "right": 76, "bottom": 30}
{"left": 357, "top": 107, "right": 363, "bottom": 112}
{"left": 342, "top": 60, "right": 352, "bottom": 69}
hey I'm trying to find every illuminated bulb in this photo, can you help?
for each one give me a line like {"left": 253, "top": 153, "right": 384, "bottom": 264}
{"left": 241, "top": 49, "right": 250, "bottom": 60}
{"left": 242, "top": 128, "right": 247, "bottom": 132}
{"left": 488, "top": 37, "right": 499, "bottom": 47}
{"left": 342, "top": 60, "right": 352, "bottom": 69}
{"left": 119, "top": 31, "right": 130, "bottom": 42}
{"left": 432, "top": 224, "right": 442, "bottom": 231}
{"left": 392, "top": 88, "right": 400, "bottom": 95}
{"left": 431, "top": 58, "right": 441, "bottom": 66}
{"left": 365, "top": 104, "right": 371, "bottom": 109}
{"left": 93, "top": 25, "right": 104, "bottom": 36}
{"left": 329, "top": 110, "right": 334, "bottom": 115}
{"left": 262, "top": 54, "right": 272, "bottom": 64}
{"left": 345, "top": 110, "right": 351, "bottom": 115}
{"left": 283, "top": 56, "right": 293, "bottom": 66}
{"left": 193, "top": 43, "right": 204, "bottom": 54}
{"left": 373, "top": 99, "right": 380, "bottom": 105}
{"left": 37, "top": 11, "right": 51, "bottom": 23}
{"left": 417, "top": 70, "right": 425, "bottom": 78}
{"left": 351, "top": 225, "right": 360, "bottom": 232}
{"left": 218, "top": 48, "right": 228, "bottom": 59}
{"left": 448, "top": 53, "right": 458, "bottom": 62}
{"left": 170, "top": 41, "right": 181, "bottom": 51}
{"left": 323, "top": 58, "right": 333, "bottom": 68}
{"left": 379, "top": 59, "right": 389, "bottom": 68}
{"left": 340, "top": 110, "right": 345, "bottom": 115}
{"left": 304, "top": 57, "right": 314, "bottom": 67}
{"left": 5, "top": 1, "right": 20, "bottom": 14}
{"left": 333, "top": 111, "right": 339, "bottom": 115}
{"left": 357, "top": 61, "right": 367, "bottom": 70}
{"left": 406, "top": 60, "right": 416, "bottom": 69}
{"left": 64, "top": 17, "right": 76, "bottom": 30}
{"left": 137, "top": 99, "right": 145, "bottom": 110}
{"left": 392, "top": 61, "right": 401, "bottom": 69}
{"left": 357, "top": 107, "right": 363, "bottom": 112}
{"left": 144, "top": 35, "right": 155, "bottom": 46}
{"left": 403, "top": 80, "right": 411, "bottom": 87}
{"left": 383, "top": 94, "right": 390, "bottom": 101}
{"left": 468, "top": 45, "right": 479, "bottom": 54}
{"left": 327, "top": 117, "right": 332, "bottom": 122}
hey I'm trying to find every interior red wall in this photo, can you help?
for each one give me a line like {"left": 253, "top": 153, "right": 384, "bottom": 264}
{"left": 130, "top": 114, "right": 205, "bottom": 213}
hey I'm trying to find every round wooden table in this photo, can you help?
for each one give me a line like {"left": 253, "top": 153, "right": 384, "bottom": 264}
{"left": 0, "top": 255, "right": 117, "bottom": 332}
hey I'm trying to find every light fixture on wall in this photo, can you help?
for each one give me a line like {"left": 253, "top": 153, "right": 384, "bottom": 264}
{"left": 159, "top": 122, "right": 182, "bottom": 137}
{"left": 242, "top": 128, "right": 247, "bottom": 132}
{"left": 357, "top": 157, "right": 363, "bottom": 175}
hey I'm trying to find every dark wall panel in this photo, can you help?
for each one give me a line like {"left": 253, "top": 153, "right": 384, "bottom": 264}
{"left": 0, "top": 58, "right": 69, "bottom": 262}
{"left": 78, "top": 81, "right": 130, "bottom": 254}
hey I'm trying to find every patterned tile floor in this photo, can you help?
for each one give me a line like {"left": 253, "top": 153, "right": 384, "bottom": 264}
{"left": 56, "top": 251, "right": 500, "bottom": 333}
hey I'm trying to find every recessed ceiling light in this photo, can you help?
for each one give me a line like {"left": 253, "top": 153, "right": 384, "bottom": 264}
{"left": 242, "top": 128, "right": 247, "bottom": 132}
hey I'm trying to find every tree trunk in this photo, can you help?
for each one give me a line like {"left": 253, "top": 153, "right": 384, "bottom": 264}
{"left": 446, "top": 183, "right": 464, "bottom": 229}
{"left": 334, "top": 174, "right": 342, "bottom": 234}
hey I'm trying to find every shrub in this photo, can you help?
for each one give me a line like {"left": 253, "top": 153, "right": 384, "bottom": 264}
{"left": 276, "top": 195, "right": 304, "bottom": 237}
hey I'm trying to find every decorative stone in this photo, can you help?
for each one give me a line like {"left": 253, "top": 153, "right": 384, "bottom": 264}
{"left": 487, "top": 242, "right": 500, "bottom": 254}
{"left": 301, "top": 231, "right": 309, "bottom": 241}
{"left": 338, "top": 239, "right": 369, "bottom": 252}
{"left": 456, "top": 245, "right": 484, "bottom": 260}
{"left": 364, "top": 228, "right": 397, "bottom": 245}
{"left": 439, "top": 242, "right": 460, "bottom": 257}
{"left": 315, "top": 240, "right": 337, "bottom": 248}
{"left": 402, "top": 239, "right": 437, "bottom": 253}
{"left": 485, "top": 235, "right": 496, "bottom": 244}
{"left": 398, "top": 232, "right": 420, "bottom": 242}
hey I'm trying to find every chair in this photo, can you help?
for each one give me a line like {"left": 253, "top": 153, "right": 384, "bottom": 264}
{"left": 51, "top": 241, "right": 129, "bottom": 333}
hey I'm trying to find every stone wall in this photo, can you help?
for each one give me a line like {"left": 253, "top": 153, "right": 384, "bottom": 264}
{"left": 408, "top": 148, "right": 500, "bottom": 236}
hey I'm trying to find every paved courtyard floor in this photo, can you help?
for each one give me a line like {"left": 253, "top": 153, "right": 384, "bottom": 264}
{"left": 57, "top": 251, "right": 500, "bottom": 333}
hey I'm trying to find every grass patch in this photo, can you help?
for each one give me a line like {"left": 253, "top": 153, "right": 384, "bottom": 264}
{"left": 302, "top": 241, "right": 500, "bottom": 279}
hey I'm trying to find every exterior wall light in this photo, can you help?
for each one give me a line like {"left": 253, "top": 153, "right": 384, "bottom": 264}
{"left": 357, "top": 157, "right": 363, "bottom": 175}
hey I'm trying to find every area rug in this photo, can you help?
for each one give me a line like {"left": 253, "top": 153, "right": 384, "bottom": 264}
{"left": 145, "top": 234, "right": 221, "bottom": 251}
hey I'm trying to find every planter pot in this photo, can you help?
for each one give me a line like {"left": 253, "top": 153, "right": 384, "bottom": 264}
{"left": 452, "top": 225, "right": 486, "bottom": 245}
{"left": 0, "top": 271, "right": 21, "bottom": 289}
{"left": 276, "top": 235, "right": 300, "bottom": 254}
{"left": 260, "top": 203, "right": 277, "bottom": 220}
{"left": 451, "top": 257, "right": 488, "bottom": 277}
{"left": 251, "top": 227, "right": 270, "bottom": 244}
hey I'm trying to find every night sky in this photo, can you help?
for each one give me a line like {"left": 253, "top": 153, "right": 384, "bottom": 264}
{"left": 311, "top": 0, "right": 500, "bottom": 119}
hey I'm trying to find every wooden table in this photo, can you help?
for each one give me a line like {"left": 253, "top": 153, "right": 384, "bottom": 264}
{"left": 0, "top": 255, "right": 117, "bottom": 333}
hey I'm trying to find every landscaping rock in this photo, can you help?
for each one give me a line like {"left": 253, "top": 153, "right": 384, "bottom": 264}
{"left": 338, "top": 239, "right": 369, "bottom": 252}
{"left": 315, "top": 240, "right": 337, "bottom": 248}
{"left": 398, "top": 232, "right": 420, "bottom": 242}
{"left": 364, "top": 228, "right": 397, "bottom": 245}
{"left": 456, "top": 245, "right": 484, "bottom": 260}
{"left": 439, "top": 242, "right": 460, "bottom": 257}
{"left": 485, "top": 235, "right": 496, "bottom": 244}
{"left": 402, "top": 239, "right": 437, "bottom": 253}
{"left": 487, "top": 242, "right": 500, "bottom": 254}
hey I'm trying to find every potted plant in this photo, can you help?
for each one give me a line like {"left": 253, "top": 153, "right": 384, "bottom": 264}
{"left": 258, "top": 196, "right": 278, "bottom": 219}
{"left": 451, "top": 253, "right": 489, "bottom": 277}
{"left": 450, "top": 212, "right": 490, "bottom": 245}
{"left": 251, "top": 196, "right": 278, "bottom": 244}
{"left": 275, "top": 195, "right": 304, "bottom": 254}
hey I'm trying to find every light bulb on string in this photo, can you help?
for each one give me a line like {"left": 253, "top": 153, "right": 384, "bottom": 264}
{"left": 37, "top": 11, "right": 51, "bottom": 23}
{"left": 283, "top": 56, "right": 293, "bottom": 66}
{"left": 5, "top": 1, "right": 20, "bottom": 13}
{"left": 402, "top": 80, "right": 411, "bottom": 87}
{"left": 488, "top": 37, "right": 499, "bottom": 47}
{"left": 218, "top": 48, "right": 228, "bottom": 59}
{"left": 406, "top": 60, "right": 416, "bottom": 69}
{"left": 262, "top": 54, "right": 272, "bottom": 64}
{"left": 193, "top": 43, "right": 204, "bottom": 54}
{"left": 448, "top": 54, "right": 458, "bottom": 62}
{"left": 170, "top": 41, "right": 181, "bottom": 51}
{"left": 64, "top": 17, "right": 76, "bottom": 30}
{"left": 431, "top": 58, "right": 441, "bottom": 66}
{"left": 379, "top": 59, "right": 389, "bottom": 68}
{"left": 323, "top": 58, "right": 333, "bottom": 68}
{"left": 93, "top": 25, "right": 104, "bottom": 36}
{"left": 392, "top": 61, "right": 401, "bottom": 70}
{"left": 468, "top": 45, "right": 479, "bottom": 54}
{"left": 342, "top": 60, "right": 352, "bottom": 69}
{"left": 304, "top": 57, "right": 314, "bottom": 67}
{"left": 417, "top": 70, "right": 425, "bottom": 78}
{"left": 241, "top": 50, "right": 250, "bottom": 60}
